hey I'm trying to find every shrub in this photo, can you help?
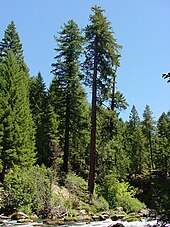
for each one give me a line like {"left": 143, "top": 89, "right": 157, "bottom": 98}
{"left": 92, "top": 196, "right": 109, "bottom": 212}
{"left": 65, "top": 172, "right": 88, "bottom": 202}
{"left": 97, "top": 174, "right": 146, "bottom": 213}
{"left": 2, "top": 165, "right": 52, "bottom": 216}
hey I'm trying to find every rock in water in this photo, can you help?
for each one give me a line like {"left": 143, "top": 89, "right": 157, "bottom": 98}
{"left": 11, "top": 211, "right": 28, "bottom": 220}
{"left": 109, "top": 223, "right": 125, "bottom": 227}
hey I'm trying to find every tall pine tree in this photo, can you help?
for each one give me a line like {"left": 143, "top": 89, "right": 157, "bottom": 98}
{"left": 51, "top": 20, "right": 87, "bottom": 173}
{"left": 83, "top": 6, "right": 121, "bottom": 195}
{"left": 142, "top": 105, "right": 156, "bottom": 170}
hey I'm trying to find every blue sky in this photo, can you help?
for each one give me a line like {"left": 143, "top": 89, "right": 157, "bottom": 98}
{"left": 1, "top": 0, "right": 170, "bottom": 120}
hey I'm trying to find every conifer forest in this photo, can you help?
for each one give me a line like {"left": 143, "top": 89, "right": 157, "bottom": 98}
{"left": 0, "top": 5, "right": 170, "bottom": 224}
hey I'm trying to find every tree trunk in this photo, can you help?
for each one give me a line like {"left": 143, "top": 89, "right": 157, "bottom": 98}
{"left": 149, "top": 131, "right": 154, "bottom": 170}
{"left": 88, "top": 38, "right": 98, "bottom": 197}
{"left": 63, "top": 93, "right": 70, "bottom": 173}
{"left": 111, "top": 75, "right": 116, "bottom": 112}
{"left": 110, "top": 74, "right": 116, "bottom": 138}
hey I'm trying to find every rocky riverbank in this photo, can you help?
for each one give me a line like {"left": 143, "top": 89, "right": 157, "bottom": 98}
{"left": 0, "top": 209, "right": 159, "bottom": 227}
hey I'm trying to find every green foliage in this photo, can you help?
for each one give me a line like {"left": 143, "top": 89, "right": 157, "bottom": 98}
{"left": 92, "top": 196, "right": 109, "bottom": 212}
{"left": 0, "top": 51, "right": 35, "bottom": 179}
{"left": 155, "top": 112, "right": 170, "bottom": 173}
{"left": 83, "top": 5, "right": 121, "bottom": 103}
{"left": 97, "top": 174, "right": 146, "bottom": 213}
{"left": 97, "top": 111, "right": 129, "bottom": 181}
{"left": 51, "top": 20, "right": 89, "bottom": 173}
{"left": 0, "top": 21, "right": 23, "bottom": 63}
{"left": 142, "top": 105, "right": 156, "bottom": 170}
{"left": 154, "top": 178, "right": 170, "bottom": 222}
{"left": 65, "top": 172, "right": 88, "bottom": 201}
{"left": 2, "top": 166, "right": 52, "bottom": 216}
{"left": 113, "top": 91, "right": 128, "bottom": 113}
{"left": 125, "top": 106, "right": 148, "bottom": 175}
{"left": 83, "top": 5, "right": 122, "bottom": 196}
{"left": 29, "top": 72, "right": 59, "bottom": 167}
{"left": 1, "top": 12, "right": 170, "bottom": 221}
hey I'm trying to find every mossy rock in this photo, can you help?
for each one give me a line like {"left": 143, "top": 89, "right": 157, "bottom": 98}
{"left": 122, "top": 215, "right": 141, "bottom": 222}
{"left": 110, "top": 214, "right": 126, "bottom": 221}
{"left": 46, "top": 219, "right": 64, "bottom": 225}
{"left": 76, "top": 215, "right": 91, "bottom": 222}
{"left": 64, "top": 216, "right": 78, "bottom": 222}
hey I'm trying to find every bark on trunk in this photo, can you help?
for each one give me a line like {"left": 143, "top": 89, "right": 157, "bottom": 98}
{"left": 110, "top": 75, "right": 116, "bottom": 138}
{"left": 88, "top": 38, "right": 98, "bottom": 197}
{"left": 63, "top": 93, "right": 70, "bottom": 173}
{"left": 149, "top": 131, "right": 154, "bottom": 170}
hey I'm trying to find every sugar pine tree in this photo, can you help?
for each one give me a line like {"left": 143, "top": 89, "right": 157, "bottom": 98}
{"left": 51, "top": 20, "right": 87, "bottom": 173}
{"left": 83, "top": 6, "right": 121, "bottom": 196}
{"left": 0, "top": 21, "right": 24, "bottom": 63}
{"left": 0, "top": 51, "right": 35, "bottom": 181}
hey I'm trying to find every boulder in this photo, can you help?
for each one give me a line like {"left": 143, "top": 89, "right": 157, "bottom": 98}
{"left": 115, "top": 207, "right": 124, "bottom": 212}
{"left": 45, "top": 219, "right": 64, "bottom": 225}
{"left": 76, "top": 215, "right": 91, "bottom": 222}
{"left": 30, "top": 214, "right": 38, "bottom": 221}
{"left": 0, "top": 214, "right": 8, "bottom": 219}
{"left": 11, "top": 211, "right": 29, "bottom": 220}
{"left": 99, "top": 214, "right": 109, "bottom": 220}
{"left": 110, "top": 214, "right": 125, "bottom": 221}
{"left": 139, "top": 209, "right": 150, "bottom": 217}
{"left": 91, "top": 215, "right": 102, "bottom": 221}
{"left": 0, "top": 220, "right": 6, "bottom": 224}
{"left": 109, "top": 224, "right": 125, "bottom": 227}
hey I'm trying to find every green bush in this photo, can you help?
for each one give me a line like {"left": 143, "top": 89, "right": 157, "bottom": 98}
{"left": 92, "top": 196, "right": 109, "bottom": 212}
{"left": 65, "top": 172, "right": 88, "bottom": 202}
{"left": 2, "top": 165, "right": 52, "bottom": 216}
{"left": 120, "top": 196, "right": 145, "bottom": 213}
{"left": 97, "top": 174, "right": 146, "bottom": 213}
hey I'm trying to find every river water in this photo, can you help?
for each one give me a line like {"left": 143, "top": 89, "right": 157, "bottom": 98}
{"left": 0, "top": 218, "right": 160, "bottom": 227}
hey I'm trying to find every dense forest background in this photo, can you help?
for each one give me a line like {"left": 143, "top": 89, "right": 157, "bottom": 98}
{"left": 0, "top": 6, "right": 170, "bottom": 222}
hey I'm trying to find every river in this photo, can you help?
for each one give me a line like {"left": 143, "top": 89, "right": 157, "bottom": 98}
{"left": 0, "top": 218, "right": 161, "bottom": 227}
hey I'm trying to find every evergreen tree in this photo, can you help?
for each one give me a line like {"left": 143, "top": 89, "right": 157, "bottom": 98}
{"left": 97, "top": 116, "right": 129, "bottom": 181}
{"left": 0, "top": 51, "right": 35, "bottom": 180}
{"left": 67, "top": 85, "right": 90, "bottom": 177}
{"left": 29, "top": 73, "right": 52, "bottom": 166}
{"left": 126, "top": 106, "right": 147, "bottom": 176}
{"left": 142, "top": 105, "right": 156, "bottom": 170}
{"left": 155, "top": 112, "right": 170, "bottom": 174}
{"left": 51, "top": 20, "right": 86, "bottom": 173}
{"left": 83, "top": 6, "right": 121, "bottom": 196}
{"left": 0, "top": 21, "right": 24, "bottom": 63}
{"left": 108, "top": 90, "right": 128, "bottom": 138}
